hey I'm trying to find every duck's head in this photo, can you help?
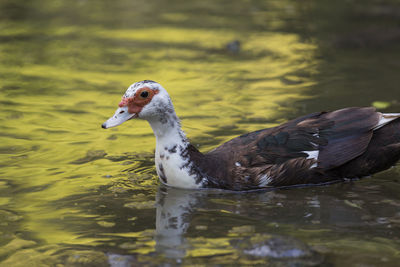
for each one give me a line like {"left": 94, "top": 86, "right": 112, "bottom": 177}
{"left": 102, "top": 80, "right": 172, "bottom": 129}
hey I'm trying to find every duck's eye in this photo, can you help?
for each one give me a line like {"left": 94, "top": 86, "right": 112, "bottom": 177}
{"left": 140, "top": 91, "right": 149, "bottom": 98}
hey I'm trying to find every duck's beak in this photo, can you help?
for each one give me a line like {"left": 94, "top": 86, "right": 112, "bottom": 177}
{"left": 101, "top": 106, "right": 137, "bottom": 129}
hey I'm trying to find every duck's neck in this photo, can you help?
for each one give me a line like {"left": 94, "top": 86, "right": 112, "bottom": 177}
{"left": 148, "top": 114, "right": 186, "bottom": 145}
{"left": 148, "top": 114, "right": 206, "bottom": 189}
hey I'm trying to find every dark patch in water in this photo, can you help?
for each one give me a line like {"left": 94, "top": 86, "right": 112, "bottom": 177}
{"left": 70, "top": 150, "right": 107, "bottom": 164}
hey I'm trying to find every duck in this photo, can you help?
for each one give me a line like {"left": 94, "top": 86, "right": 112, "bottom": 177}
{"left": 102, "top": 80, "right": 400, "bottom": 191}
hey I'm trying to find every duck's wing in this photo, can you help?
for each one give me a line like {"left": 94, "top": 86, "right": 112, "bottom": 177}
{"left": 207, "top": 107, "right": 393, "bottom": 189}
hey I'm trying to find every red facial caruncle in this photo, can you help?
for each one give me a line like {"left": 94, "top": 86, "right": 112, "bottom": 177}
{"left": 119, "top": 87, "right": 159, "bottom": 115}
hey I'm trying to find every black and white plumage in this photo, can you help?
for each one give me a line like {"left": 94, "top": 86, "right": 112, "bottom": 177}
{"left": 102, "top": 81, "right": 400, "bottom": 191}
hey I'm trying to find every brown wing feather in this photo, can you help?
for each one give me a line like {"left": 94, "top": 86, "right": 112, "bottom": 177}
{"left": 300, "top": 107, "right": 380, "bottom": 169}
{"left": 201, "top": 107, "right": 385, "bottom": 189}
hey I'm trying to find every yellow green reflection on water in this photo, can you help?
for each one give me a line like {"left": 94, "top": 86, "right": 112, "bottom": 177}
{"left": 1, "top": 0, "right": 400, "bottom": 266}
{"left": 0, "top": 17, "right": 316, "bottom": 262}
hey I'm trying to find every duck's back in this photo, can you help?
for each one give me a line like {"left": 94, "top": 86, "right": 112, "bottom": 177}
{"left": 200, "top": 107, "right": 400, "bottom": 190}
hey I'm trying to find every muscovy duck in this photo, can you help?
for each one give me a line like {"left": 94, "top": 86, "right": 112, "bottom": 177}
{"left": 102, "top": 80, "right": 400, "bottom": 191}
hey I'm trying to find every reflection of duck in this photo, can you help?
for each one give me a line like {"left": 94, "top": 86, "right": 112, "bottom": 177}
{"left": 102, "top": 80, "right": 400, "bottom": 191}
{"left": 154, "top": 186, "right": 199, "bottom": 259}
{"left": 153, "top": 184, "right": 387, "bottom": 263}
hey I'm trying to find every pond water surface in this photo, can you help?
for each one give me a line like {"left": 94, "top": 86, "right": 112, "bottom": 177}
{"left": 1, "top": 0, "right": 400, "bottom": 266}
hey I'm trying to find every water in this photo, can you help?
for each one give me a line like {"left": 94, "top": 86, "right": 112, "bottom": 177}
{"left": 1, "top": 0, "right": 400, "bottom": 266}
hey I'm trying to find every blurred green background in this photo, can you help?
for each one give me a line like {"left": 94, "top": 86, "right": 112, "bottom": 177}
{"left": 0, "top": 0, "right": 400, "bottom": 266}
